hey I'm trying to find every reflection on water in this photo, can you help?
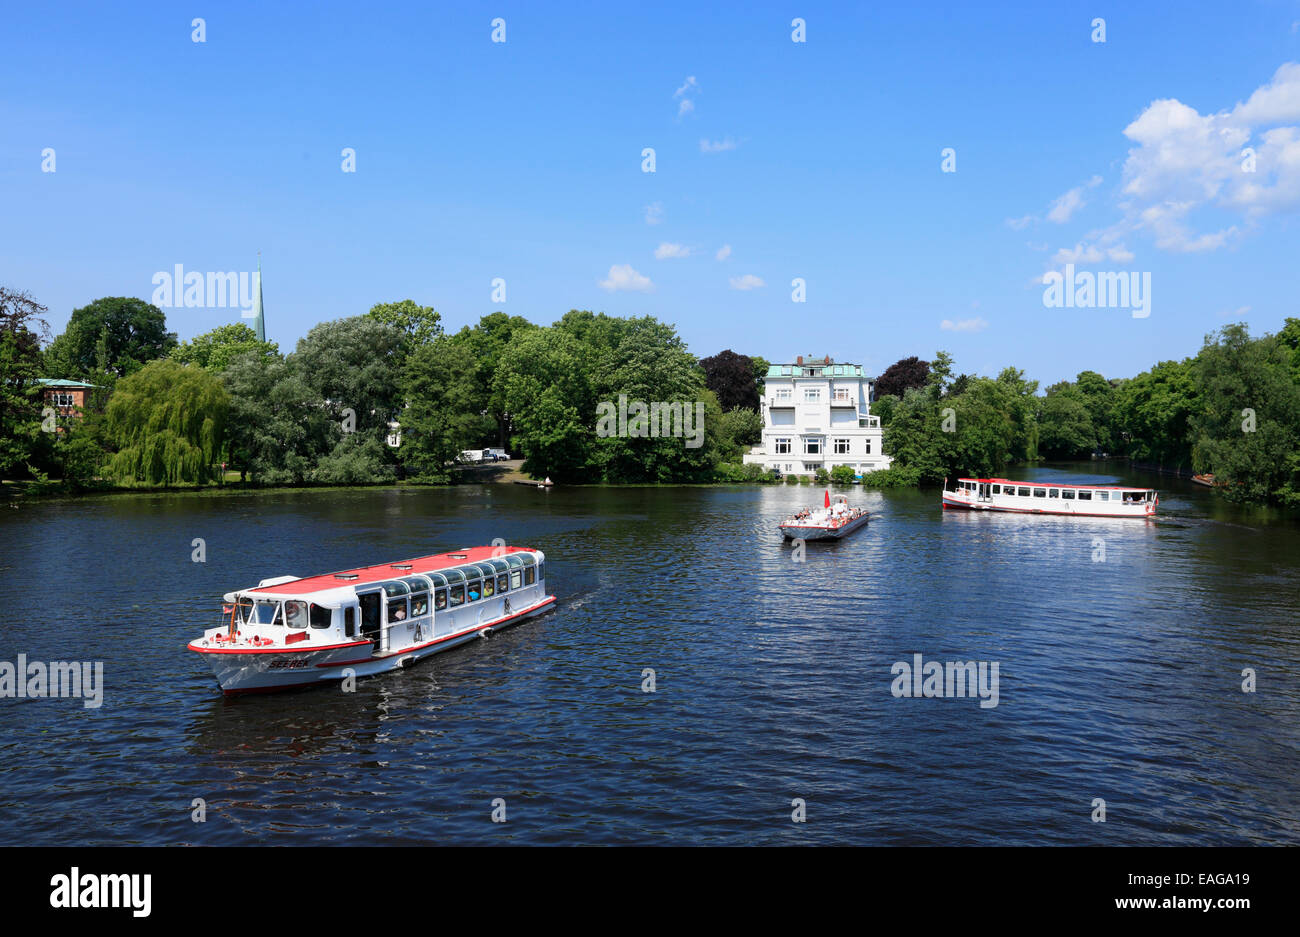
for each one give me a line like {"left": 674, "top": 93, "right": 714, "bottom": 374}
{"left": 1, "top": 463, "right": 1298, "bottom": 844}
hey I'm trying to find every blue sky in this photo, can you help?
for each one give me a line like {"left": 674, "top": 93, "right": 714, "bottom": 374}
{"left": 4, "top": 0, "right": 1299, "bottom": 386}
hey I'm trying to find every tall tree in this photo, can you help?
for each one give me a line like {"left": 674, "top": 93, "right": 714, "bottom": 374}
{"left": 43, "top": 297, "right": 177, "bottom": 379}
{"left": 367, "top": 299, "right": 443, "bottom": 350}
{"left": 0, "top": 288, "right": 50, "bottom": 478}
{"left": 875, "top": 356, "right": 931, "bottom": 399}
{"left": 172, "top": 322, "right": 279, "bottom": 372}
{"left": 699, "top": 349, "right": 759, "bottom": 411}
{"left": 105, "top": 359, "right": 228, "bottom": 484}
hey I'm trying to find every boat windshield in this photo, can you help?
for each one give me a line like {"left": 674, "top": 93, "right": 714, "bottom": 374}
{"left": 245, "top": 599, "right": 282, "bottom": 625}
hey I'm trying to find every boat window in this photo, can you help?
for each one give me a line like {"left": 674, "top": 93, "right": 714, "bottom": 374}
{"left": 344, "top": 607, "right": 356, "bottom": 638}
{"left": 309, "top": 603, "right": 332, "bottom": 629}
{"left": 520, "top": 554, "right": 536, "bottom": 567}
{"left": 497, "top": 573, "right": 509, "bottom": 593}
{"left": 524, "top": 565, "right": 535, "bottom": 585}
{"left": 434, "top": 588, "right": 447, "bottom": 610}
{"left": 488, "top": 558, "right": 509, "bottom": 574}
{"left": 402, "top": 575, "right": 434, "bottom": 592}
{"left": 359, "top": 593, "right": 381, "bottom": 635}
{"left": 443, "top": 568, "right": 466, "bottom": 583}
{"left": 1048, "top": 488, "right": 1059, "bottom": 498}
{"left": 428, "top": 572, "right": 448, "bottom": 588}
{"left": 511, "top": 570, "right": 522, "bottom": 589}
{"left": 1062, "top": 489, "right": 1075, "bottom": 500}
{"left": 254, "top": 600, "right": 282, "bottom": 625}
{"left": 482, "top": 576, "right": 495, "bottom": 598}
{"left": 380, "top": 580, "right": 410, "bottom": 597}
{"left": 388, "top": 597, "right": 408, "bottom": 621}
{"left": 1032, "top": 488, "right": 1046, "bottom": 498}
{"left": 1078, "top": 490, "right": 1093, "bottom": 501}
{"left": 538, "top": 561, "right": 544, "bottom": 581}
{"left": 504, "top": 555, "right": 524, "bottom": 569}
{"left": 991, "top": 484, "right": 1001, "bottom": 494}
{"left": 285, "top": 600, "right": 308, "bottom": 629}
{"left": 410, "top": 592, "right": 430, "bottom": 616}
{"left": 449, "top": 584, "right": 465, "bottom": 606}
{"left": 1017, "top": 487, "right": 1030, "bottom": 497}
{"left": 1096, "top": 491, "right": 1109, "bottom": 501}
{"left": 466, "top": 578, "right": 482, "bottom": 602}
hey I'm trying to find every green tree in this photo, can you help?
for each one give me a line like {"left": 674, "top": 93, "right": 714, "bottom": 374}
{"left": 105, "top": 360, "right": 228, "bottom": 484}
{"left": 495, "top": 327, "right": 593, "bottom": 480}
{"left": 172, "top": 322, "right": 279, "bottom": 372}
{"left": 1113, "top": 359, "right": 1197, "bottom": 467}
{"left": 221, "top": 353, "right": 332, "bottom": 484}
{"left": 44, "top": 297, "right": 177, "bottom": 379}
{"left": 1037, "top": 383, "right": 1097, "bottom": 459}
{"left": 0, "top": 288, "right": 50, "bottom": 478}
{"left": 1190, "top": 323, "right": 1300, "bottom": 504}
{"left": 400, "top": 334, "right": 495, "bottom": 479}
{"left": 367, "top": 299, "right": 443, "bottom": 348}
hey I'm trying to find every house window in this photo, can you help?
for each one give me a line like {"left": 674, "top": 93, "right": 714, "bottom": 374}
{"left": 804, "top": 438, "right": 822, "bottom": 455}
{"left": 52, "top": 392, "right": 75, "bottom": 408}
{"left": 775, "top": 388, "right": 792, "bottom": 402}
{"left": 833, "top": 438, "right": 850, "bottom": 455}
{"left": 803, "top": 387, "right": 821, "bottom": 402}
{"left": 775, "top": 438, "right": 792, "bottom": 454}
{"left": 832, "top": 387, "right": 851, "bottom": 403}
{"left": 863, "top": 439, "right": 872, "bottom": 455}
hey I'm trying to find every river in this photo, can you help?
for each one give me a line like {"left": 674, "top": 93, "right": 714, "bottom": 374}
{"left": 1, "top": 463, "right": 1297, "bottom": 844}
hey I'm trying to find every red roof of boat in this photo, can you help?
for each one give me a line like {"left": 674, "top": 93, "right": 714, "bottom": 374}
{"left": 958, "top": 477, "right": 1152, "bottom": 491}
{"left": 248, "top": 545, "right": 539, "bottom": 596}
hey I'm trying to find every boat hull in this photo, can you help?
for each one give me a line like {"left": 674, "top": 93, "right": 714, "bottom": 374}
{"left": 780, "top": 512, "right": 870, "bottom": 540}
{"left": 941, "top": 496, "right": 1153, "bottom": 518}
{"left": 192, "top": 595, "right": 557, "bottom": 694}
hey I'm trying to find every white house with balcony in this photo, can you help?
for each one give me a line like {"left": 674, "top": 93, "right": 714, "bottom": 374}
{"left": 742, "top": 355, "right": 892, "bottom": 476}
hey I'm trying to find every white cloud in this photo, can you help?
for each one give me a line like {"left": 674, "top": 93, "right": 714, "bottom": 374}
{"left": 940, "top": 317, "right": 989, "bottom": 333}
{"left": 599, "top": 264, "right": 654, "bottom": 292}
{"left": 1049, "top": 241, "right": 1136, "bottom": 267}
{"left": 1006, "top": 215, "right": 1035, "bottom": 230}
{"left": 1221, "top": 304, "right": 1251, "bottom": 317}
{"left": 729, "top": 274, "right": 765, "bottom": 290}
{"left": 644, "top": 202, "right": 663, "bottom": 225}
{"left": 655, "top": 242, "right": 690, "bottom": 259}
{"left": 1046, "top": 175, "right": 1103, "bottom": 223}
{"left": 715, "top": 244, "right": 731, "bottom": 261}
{"left": 674, "top": 76, "right": 699, "bottom": 118}
{"left": 700, "top": 137, "right": 738, "bottom": 153}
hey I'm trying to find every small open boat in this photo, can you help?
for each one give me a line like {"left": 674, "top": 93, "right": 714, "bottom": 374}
{"left": 1191, "top": 474, "right": 1215, "bottom": 488}
{"left": 780, "top": 492, "right": 869, "bottom": 540}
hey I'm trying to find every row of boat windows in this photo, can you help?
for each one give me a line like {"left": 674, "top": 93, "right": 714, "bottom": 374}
{"left": 958, "top": 481, "right": 1152, "bottom": 502}
{"left": 240, "top": 555, "right": 543, "bottom": 630}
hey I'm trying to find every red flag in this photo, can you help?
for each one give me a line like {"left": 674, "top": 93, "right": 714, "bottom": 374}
{"left": 824, "top": 490, "right": 830, "bottom": 508}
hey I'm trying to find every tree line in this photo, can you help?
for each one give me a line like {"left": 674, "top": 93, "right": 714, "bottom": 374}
{"left": 0, "top": 289, "right": 768, "bottom": 489}
{"left": 869, "top": 318, "right": 1300, "bottom": 506}
{"left": 3, "top": 283, "right": 1297, "bottom": 504}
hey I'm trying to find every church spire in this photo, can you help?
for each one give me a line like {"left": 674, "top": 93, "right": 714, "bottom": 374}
{"left": 252, "top": 253, "right": 265, "bottom": 343}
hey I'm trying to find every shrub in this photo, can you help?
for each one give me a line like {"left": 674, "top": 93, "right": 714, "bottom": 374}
{"left": 814, "top": 467, "right": 830, "bottom": 486}
{"left": 830, "top": 464, "right": 857, "bottom": 486}
{"left": 857, "top": 464, "right": 924, "bottom": 488}
{"left": 785, "top": 473, "right": 799, "bottom": 485}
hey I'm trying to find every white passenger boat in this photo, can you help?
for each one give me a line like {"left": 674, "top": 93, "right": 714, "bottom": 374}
{"left": 942, "top": 477, "right": 1157, "bottom": 518}
{"left": 188, "top": 546, "right": 555, "bottom": 694}
{"left": 779, "top": 493, "right": 870, "bottom": 540}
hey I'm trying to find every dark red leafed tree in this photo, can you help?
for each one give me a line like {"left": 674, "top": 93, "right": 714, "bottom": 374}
{"left": 875, "top": 356, "right": 931, "bottom": 398}
{"left": 699, "top": 349, "right": 759, "bottom": 411}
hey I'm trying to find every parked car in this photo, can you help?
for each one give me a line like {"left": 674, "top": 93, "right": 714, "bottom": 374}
{"left": 483, "top": 448, "right": 511, "bottom": 462}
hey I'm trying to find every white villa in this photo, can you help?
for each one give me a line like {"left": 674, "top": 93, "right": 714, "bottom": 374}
{"left": 742, "top": 355, "right": 892, "bottom": 476}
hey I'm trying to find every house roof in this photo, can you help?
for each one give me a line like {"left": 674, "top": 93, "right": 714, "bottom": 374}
{"left": 36, "top": 379, "right": 98, "bottom": 388}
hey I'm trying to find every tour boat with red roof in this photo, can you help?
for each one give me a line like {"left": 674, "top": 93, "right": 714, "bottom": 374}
{"left": 188, "top": 545, "right": 555, "bottom": 694}
{"left": 942, "top": 478, "right": 1157, "bottom": 518}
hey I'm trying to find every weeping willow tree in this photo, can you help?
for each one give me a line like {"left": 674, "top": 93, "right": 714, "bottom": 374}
{"left": 106, "top": 359, "right": 228, "bottom": 484}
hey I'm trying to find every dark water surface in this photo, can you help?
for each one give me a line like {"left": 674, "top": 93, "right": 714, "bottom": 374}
{"left": 2, "top": 463, "right": 1298, "bottom": 845}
